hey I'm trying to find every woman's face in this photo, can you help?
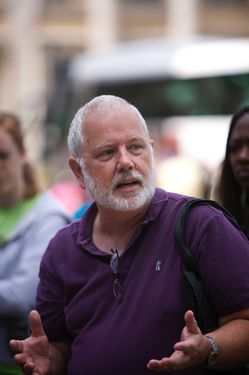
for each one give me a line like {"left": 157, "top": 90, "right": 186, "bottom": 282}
{"left": 0, "top": 128, "right": 26, "bottom": 206}
{"left": 229, "top": 112, "right": 249, "bottom": 191}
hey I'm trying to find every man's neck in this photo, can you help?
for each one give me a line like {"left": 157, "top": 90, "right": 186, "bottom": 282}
{"left": 92, "top": 205, "right": 148, "bottom": 254}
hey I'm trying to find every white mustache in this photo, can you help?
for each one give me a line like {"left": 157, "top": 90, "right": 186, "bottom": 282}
{"left": 112, "top": 171, "right": 144, "bottom": 189}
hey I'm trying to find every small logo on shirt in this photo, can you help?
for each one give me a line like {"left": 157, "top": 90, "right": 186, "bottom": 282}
{"left": 155, "top": 260, "right": 162, "bottom": 271}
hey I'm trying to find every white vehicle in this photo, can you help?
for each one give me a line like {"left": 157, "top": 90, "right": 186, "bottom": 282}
{"left": 66, "top": 36, "right": 249, "bottom": 174}
{"left": 68, "top": 36, "right": 249, "bottom": 115}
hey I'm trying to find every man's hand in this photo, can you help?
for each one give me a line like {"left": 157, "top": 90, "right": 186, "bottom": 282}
{"left": 9, "top": 310, "right": 50, "bottom": 375}
{"left": 147, "top": 310, "right": 211, "bottom": 372}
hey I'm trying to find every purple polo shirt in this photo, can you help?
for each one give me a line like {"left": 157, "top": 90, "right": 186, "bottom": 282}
{"left": 36, "top": 188, "right": 249, "bottom": 375}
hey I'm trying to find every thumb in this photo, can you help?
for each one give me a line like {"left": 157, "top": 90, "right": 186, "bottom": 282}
{"left": 29, "top": 310, "right": 46, "bottom": 338}
{"left": 184, "top": 310, "right": 199, "bottom": 334}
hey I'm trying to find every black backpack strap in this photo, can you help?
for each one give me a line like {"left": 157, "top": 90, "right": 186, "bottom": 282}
{"left": 175, "top": 198, "right": 240, "bottom": 333}
{"left": 175, "top": 198, "right": 240, "bottom": 272}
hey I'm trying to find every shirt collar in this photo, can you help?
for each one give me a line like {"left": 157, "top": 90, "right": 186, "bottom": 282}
{"left": 76, "top": 188, "right": 168, "bottom": 251}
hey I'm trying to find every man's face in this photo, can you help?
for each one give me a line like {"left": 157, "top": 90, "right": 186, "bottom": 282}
{"left": 229, "top": 113, "right": 249, "bottom": 190}
{"left": 79, "top": 106, "right": 156, "bottom": 211}
{"left": 0, "top": 128, "right": 25, "bottom": 206}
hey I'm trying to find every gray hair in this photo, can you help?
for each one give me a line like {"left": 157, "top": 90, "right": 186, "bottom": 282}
{"left": 67, "top": 95, "right": 149, "bottom": 161}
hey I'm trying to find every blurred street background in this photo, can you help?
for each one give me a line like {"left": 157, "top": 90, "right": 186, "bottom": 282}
{"left": 0, "top": 0, "right": 249, "bottom": 212}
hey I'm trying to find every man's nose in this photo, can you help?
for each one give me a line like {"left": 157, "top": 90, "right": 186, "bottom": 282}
{"left": 117, "top": 150, "right": 134, "bottom": 171}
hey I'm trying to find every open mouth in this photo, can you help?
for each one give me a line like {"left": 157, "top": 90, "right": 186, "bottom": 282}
{"left": 116, "top": 179, "right": 141, "bottom": 189}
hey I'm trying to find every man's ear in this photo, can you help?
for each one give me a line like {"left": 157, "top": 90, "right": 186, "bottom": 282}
{"left": 68, "top": 157, "right": 85, "bottom": 189}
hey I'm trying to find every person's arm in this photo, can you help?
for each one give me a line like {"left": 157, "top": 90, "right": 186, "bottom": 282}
{"left": 147, "top": 308, "right": 249, "bottom": 371}
{"left": 0, "top": 213, "right": 69, "bottom": 316}
{"left": 9, "top": 310, "right": 71, "bottom": 375}
{"left": 209, "top": 307, "right": 249, "bottom": 369}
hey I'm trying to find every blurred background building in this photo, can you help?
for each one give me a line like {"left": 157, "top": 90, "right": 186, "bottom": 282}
{"left": 0, "top": 0, "right": 249, "bottom": 207}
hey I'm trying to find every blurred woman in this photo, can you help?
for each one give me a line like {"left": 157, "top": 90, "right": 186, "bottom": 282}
{"left": 0, "top": 113, "right": 70, "bottom": 374}
{"left": 211, "top": 105, "right": 249, "bottom": 237}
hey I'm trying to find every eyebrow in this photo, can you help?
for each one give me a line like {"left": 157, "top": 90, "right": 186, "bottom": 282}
{"left": 92, "top": 143, "right": 115, "bottom": 154}
{"left": 95, "top": 136, "right": 144, "bottom": 148}
{"left": 128, "top": 137, "right": 146, "bottom": 143}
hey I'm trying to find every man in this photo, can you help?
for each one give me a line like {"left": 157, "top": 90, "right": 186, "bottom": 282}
{"left": 10, "top": 95, "right": 249, "bottom": 374}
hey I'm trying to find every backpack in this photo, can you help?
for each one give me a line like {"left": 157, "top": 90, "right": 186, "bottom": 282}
{"left": 175, "top": 198, "right": 240, "bottom": 334}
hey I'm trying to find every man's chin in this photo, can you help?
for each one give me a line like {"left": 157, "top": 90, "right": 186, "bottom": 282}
{"left": 106, "top": 193, "right": 142, "bottom": 211}
{"left": 115, "top": 190, "right": 140, "bottom": 198}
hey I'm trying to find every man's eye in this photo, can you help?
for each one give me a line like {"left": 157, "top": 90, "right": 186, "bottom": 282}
{"left": 130, "top": 144, "right": 143, "bottom": 151}
{"left": 99, "top": 149, "right": 114, "bottom": 158}
{"left": 0, "top": 151, "right": 11, "bottom": 160}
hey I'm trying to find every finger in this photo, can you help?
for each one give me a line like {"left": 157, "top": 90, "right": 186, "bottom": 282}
{"left": 147, "top": 358, "right": 172, "bottom": 371}
{"left": 14, "top": 353, "right": 29, "bottom": 365}
{"left": 184, "top": 310, "right": 199, "bottom": 334}
{"left": 9, "top": 339, "right": 23, "bottom": 354}
{"left": 13, "top": 353, "right": 35, "bottom": 375}
{"left": 29, "top": 310, "right": 46, "bottom": 338}
{"left": 22, "top": 360, "right": 36, "bottom": 374}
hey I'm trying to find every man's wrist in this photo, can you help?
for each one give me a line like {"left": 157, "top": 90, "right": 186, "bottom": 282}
{"left": 204, "top": 335, "right": 219, "bottom": 368}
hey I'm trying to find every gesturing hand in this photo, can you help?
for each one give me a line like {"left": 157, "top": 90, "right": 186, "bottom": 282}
{"left": 9, "top": 310, "right": 50, "bottom": 375}
{"left": 147, "top": 310, "right": 210, "bottom": 372}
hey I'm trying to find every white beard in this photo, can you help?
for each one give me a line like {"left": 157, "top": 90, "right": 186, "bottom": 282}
{"left": 81, "top": 158, "right": 156, "bottom": 212}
